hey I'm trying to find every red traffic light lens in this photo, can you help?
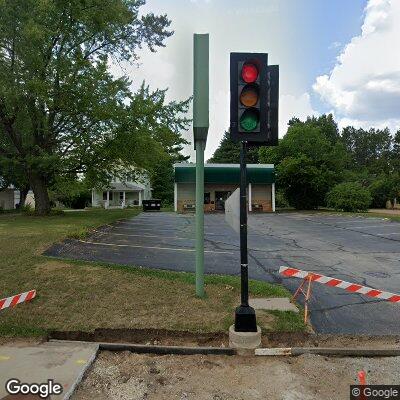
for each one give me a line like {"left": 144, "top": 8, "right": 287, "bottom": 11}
{"left": 241, "top": 63, "right": 258, "bottom": 83}
{"left": 240, "top": 84, "right": 259, "bottom": 107}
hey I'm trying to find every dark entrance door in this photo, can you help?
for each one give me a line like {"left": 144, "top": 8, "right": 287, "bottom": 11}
{"left": 215, "top": 191, "right": 232, "bottom": 211}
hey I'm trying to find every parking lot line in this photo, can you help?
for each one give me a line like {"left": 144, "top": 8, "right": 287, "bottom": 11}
{"left": 334, "top": 220, "right": 383, "bottom": 224}
{"left": 349, "top": 225, "right": 393, "bottom": 229}
{"left": 78, "top": 240, "right": 234, "bottom": 254}
{"left": 109, "top": 226, "right": 224, "bottom": 236}
{"left": 98, "top": 232, "right": 195, "bottom": 241}
{"left": 377, "top": 232, "right": 400, "bottom": 236}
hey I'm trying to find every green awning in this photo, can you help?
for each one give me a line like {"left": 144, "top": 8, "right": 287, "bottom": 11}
{"left": 175, "top": 164, "right": 275, "bottom": 184}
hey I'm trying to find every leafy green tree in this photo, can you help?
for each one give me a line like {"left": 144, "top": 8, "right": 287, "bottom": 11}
{"left": 327, "top": 182, "right": 372, "bottom": 212}
{"left": 341, "top": 127, "right": 393, "bottom": 175}
{"left": 277, "top": 155, "right": 329, "bottom": 209}
{"left": 369, "top": 174, "right": 400, "bottom": 208}
{"left": 50, "top": 177, "right": 91, "bottom": 209}
{"left": 259, "top": 116, "right": 347, "bottom": 209}
{"left": 0, "top": 0, "right": 187, "bottom": 214}
{"left": 392, "top": 130, "right": 400, "bottom": 171}
{"left": 151, "top": 144, "right": 189, "bottom": 206}
{"left": 208, "top": 131, "right": 259, "bottom": 164}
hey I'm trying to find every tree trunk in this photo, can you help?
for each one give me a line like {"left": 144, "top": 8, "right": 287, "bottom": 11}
{"left": 18, "top": 185, "right": 30, "bottom": 208}
{"left": 30, "top": 173, "right": 51, "bottom": 215}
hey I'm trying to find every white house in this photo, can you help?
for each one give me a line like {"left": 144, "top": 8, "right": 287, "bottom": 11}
{"left": 91, "top": 171, "right": 152, "bottom": 209}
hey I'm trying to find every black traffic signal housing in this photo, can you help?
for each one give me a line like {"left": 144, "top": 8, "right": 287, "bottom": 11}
{"left": 230, "top": 52, "right": 279, "bottom": 146}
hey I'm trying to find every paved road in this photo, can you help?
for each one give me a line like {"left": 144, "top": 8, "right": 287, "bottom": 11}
{"left": 46, "top": 212, "right": 400, "bottom": 334}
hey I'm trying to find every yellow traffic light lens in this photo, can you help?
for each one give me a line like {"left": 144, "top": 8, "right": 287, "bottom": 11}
{"left": 240, "top": 108, "right": 259, "bottom": 131}
{"left": 240, "top": 84, "right": 259, "bottom": 107}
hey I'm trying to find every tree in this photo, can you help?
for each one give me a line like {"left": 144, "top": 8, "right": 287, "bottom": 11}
{"left": 392, "top": 130, "right": 400, "bottom": 171}
{"left": 50, "top": 177, "right": 91, "bottom": 209}
{"left": 259, "top": 115, "right": 347, "bottom": 209}
{"left": 287, "top": 114, "right": 339, "bottom": 143}
{"left": 150, "top": 136, "right": 189, "bottom": 206}
{"left": 369, "top": 174, "right": 400, "bottom": 208}
{"left": 0, "top": 158, "right": 30, "bottom": 206}
{"left": 341, "top": 127, "right": 393, "bottom": 175}
{"left": 327, "top": 182, "right": 372, "bottom": 212}
{"left": 208, "top": 131, "right": 259, "bottom": 164}
{"left": 0, "top": 0, "right": 185, "bottom": 214}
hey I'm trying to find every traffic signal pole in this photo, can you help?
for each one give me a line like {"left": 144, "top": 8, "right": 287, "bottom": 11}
{"left": 229, "top": 53, "right": 279, "bottom": 334}
{"left": 239, "top": 141, "right": 249, "bottom": 307}
{"left": 234, "top": 141, "right": 257, "bottom": 332}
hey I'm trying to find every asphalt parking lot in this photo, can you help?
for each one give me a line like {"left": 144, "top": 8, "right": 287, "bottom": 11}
{"left": 46, "top": 211, "right": 400, "bottom": 334}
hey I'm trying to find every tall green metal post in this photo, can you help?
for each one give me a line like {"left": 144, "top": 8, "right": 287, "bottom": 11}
{"left": 195, "top": 140, "right": 205, "bottom": 296}
{"left": 193, "top": 34, "right": 209, "bottom": 297}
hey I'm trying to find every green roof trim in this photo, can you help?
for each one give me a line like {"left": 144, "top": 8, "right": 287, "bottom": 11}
{"left": 174, "top": 164, "right": 275, "bottom": 184}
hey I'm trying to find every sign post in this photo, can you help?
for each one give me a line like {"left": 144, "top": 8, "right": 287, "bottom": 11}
{"left": 193, "top": 34, "right": 209, "bottom": 297}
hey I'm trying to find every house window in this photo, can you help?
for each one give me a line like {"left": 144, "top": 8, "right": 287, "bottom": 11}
{"left": 102, "top": 191, "right": 107, "bottom": 200}
{"left": 109, "top": 192, "right": 113, "bottom": 201}
{"left": 120, "top": 192, "right": 124, "bottom": 201}
{"left": 204, "top": 192, "right": 211, "bottom": 204}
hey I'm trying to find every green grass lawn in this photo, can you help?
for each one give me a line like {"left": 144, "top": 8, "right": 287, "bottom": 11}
{"left": 0, "top": 209, "right": 306, "bottom": 337}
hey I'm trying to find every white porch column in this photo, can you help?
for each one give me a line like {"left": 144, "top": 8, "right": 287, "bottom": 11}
{"left": 174, "top": 183, "right": 178, "bottom": 212}
{"left": 248, "top": 182, "right": 252, "bottom": 212}
{"left": 91, "top": 190, "right": 95, "bottom": 207}
{"left": 106, "top": 190, "right": 110, "bottom": 209}
{"left": 122, "top": 191, "right": 126, "bottom": 208}
{"left": 138, "top": 190, "right": 142, "bottom": 205}
{"left": 272, "top": 183, "right": 276, "bottom": 212}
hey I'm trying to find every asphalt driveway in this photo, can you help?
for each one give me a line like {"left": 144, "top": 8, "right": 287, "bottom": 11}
{"left": 46, "top": 211, "right": 400, "bottom": 334}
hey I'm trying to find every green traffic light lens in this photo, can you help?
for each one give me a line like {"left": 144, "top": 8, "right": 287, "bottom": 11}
{"left": 240, "top": 108, "right": 259, "bottom": 131}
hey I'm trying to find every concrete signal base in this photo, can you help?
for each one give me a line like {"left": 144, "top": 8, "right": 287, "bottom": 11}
{"left": 229, "top": 325, "right": 261, "bottom": 354}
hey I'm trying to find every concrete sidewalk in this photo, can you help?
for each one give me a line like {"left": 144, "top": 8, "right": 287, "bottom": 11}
{"left": 0, "top": 341, "right": 98, "bottom": 399}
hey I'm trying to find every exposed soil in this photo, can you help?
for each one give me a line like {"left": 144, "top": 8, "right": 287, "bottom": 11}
{"left": 73, "top": 351, "right": 400, "bottom": 400}
{"left": 49, "top": 328, "right": 228, "bottom": 347}
{"left": 49, "top": 328, "right": 400, "bottom": 349}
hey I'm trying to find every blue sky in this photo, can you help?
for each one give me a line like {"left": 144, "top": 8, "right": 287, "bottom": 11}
{"left": 114, "top": 0, "right": 400, "bottom": 160}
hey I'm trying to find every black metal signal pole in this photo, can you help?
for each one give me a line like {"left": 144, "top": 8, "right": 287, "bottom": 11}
{"left": 234, "top": 141, "right": 257, "bottom": 332}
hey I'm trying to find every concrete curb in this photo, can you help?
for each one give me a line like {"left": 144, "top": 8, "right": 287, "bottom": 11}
{"left": 63, "top": 343, "right": 100, "bottom": 400}
{"left": 50, "top": 340, "right": 400, "bottom": 358}
{"left": 50, "top": 340, "right": 236, "bottom": 356}
{"left": 256, "top": 347, "right": 400, "bottom": 357}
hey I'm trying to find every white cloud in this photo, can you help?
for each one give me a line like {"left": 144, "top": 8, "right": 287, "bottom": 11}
{"left": 329, "top": 41, "right": 342, "bottom": 49}
{"left": 279, "top": 93, "right": 318, "bottom": 136}
{"left": 313, "top": 0, "right": 400, "bottom": 131}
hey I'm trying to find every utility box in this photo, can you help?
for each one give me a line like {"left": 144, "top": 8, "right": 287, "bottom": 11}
{"left": 142, "top": 199, "right": 161, "bottom": 211}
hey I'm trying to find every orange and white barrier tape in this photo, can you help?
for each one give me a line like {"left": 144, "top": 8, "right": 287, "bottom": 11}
{"left": 279, "top": 266, "right": 400, "bottom": 303}
{"left": 0, "top": 290, "right": 36, "bottom": 311}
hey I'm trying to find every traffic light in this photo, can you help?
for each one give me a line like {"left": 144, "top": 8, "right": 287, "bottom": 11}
{"left": 230, "top": 52, "right": 279, "bottom": 146}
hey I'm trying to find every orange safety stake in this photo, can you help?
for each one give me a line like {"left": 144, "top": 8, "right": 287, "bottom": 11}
{"left": 357, "top": 370, "right": 367, "bottom": 400}
{"left": 291, "top": 274, "right": 313, "bottom": 324}
{"left": 358, "top": 370, "right": 367, "bottom": 385}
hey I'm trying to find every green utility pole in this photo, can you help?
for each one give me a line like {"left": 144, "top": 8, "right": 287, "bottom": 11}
{"left": 193, "top": 34, "right": 209, "bottom": 297}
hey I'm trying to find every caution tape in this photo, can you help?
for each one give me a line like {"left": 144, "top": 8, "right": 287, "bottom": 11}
{"left": 279, "top": 266, "right": 400, "bottom": 303}
{"left": 0, "top": 290, "right": 36, "bottom": 311}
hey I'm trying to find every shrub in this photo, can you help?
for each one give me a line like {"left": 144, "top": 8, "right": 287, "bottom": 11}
{"left": 275, "top": 190, "right": 290, "bottom": 208}
{"left": 327, "top": 182, "right": 372, "bottom": 212}
{"left": 369, "top": 178, "right": 394, "bottom": 208}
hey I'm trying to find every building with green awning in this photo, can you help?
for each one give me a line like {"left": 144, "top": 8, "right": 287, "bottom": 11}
{"left": 174, "top": 163, "right": 275, "bottom": 213}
